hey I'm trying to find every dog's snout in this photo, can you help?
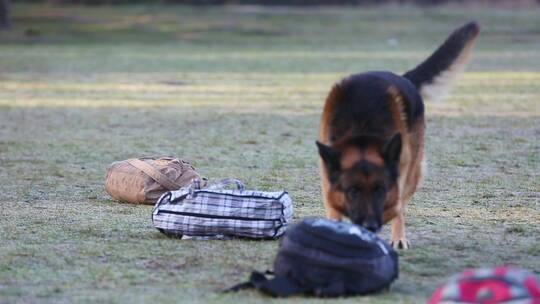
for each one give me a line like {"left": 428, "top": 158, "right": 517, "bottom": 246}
{"left": 363, "top": 219, "right": 380, "bottom": 232}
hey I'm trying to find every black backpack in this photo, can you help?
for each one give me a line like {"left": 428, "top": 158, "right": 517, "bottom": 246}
{"left": 227, "top": 218, "right": 399, "bottom": 297}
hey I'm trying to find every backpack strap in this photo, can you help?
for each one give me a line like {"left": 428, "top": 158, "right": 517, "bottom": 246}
{"left": 126, "top": 158, "right": 182, "bottom": 190}
{"left": 225, "top": 271, "right": 306, "bottom": 297}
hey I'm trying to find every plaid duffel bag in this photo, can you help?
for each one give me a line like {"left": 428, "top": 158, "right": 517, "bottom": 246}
{"left": 152, "top": 179, "right": 294, "bottom": 239}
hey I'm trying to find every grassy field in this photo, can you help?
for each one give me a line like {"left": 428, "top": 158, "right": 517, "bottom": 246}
{"left": 0, "top": 3, "right": 539, "bottom": 303}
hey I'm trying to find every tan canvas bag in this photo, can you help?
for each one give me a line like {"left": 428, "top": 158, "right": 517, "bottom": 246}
{"left": 105, "top": 157, "right": 204, "bottom": 205}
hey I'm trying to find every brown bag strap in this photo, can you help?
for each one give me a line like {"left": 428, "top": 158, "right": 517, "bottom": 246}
{"left": 126, "top": 158, "right": 182, "bottom": 191}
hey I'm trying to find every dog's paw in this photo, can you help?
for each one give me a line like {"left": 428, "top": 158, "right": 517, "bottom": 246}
{"left": 390, "top": 238, "right": 410, "bottom": 250}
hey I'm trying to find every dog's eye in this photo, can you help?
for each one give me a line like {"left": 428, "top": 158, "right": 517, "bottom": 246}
{"left": 373, "top": 184, "right": 386, "bottom": 195}
{"left": 347, "top": 187, "right": 361, "bottom": 199}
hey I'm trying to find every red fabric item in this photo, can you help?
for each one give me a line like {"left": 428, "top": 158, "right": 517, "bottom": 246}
{"left": 428, "top": 266, "right": 540, "bottom": 304}
{"left": 459, "top": 281, "right": 510, "bottom": 303}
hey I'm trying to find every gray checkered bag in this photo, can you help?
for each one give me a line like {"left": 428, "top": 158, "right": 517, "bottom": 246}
{"left": 152, "top": 179, "right": 294, "bottom": 239}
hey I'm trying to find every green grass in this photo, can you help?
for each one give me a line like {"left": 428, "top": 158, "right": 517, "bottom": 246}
{"left": 1, "top": 3, "right": 539, "bottom": 303}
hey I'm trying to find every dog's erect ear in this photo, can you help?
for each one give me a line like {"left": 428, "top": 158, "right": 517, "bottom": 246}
{"left": 403, "top": 21, "right": 480, "bottom": 102}
{"left": 382, "top": 133, "right": 402, "bottom": 165}
{"left": 316, "top": 141, "right": 341, "bottom": 182}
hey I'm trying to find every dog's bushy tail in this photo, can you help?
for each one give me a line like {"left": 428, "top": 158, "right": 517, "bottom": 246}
{"left": 403, "top": 21, "right": 480, "bottom": 102}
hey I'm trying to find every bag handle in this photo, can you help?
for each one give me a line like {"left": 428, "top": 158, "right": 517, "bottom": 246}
{"left": 127, "top": 158, "right": 182, "bottom": 191}
{"left": 171, "top": 178, "right": 245, "bottom": 201}
{"left": 203, "top": 178, "right": 245, "bottom": 191}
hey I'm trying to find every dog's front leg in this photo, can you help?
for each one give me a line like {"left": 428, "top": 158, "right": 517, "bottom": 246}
{"left": 390, "top": 212, "right": 409, "bottom": 249}
{"left": 325, "top": 204, "right": 343, "bottom": 221}
{"left": 322, "top": 180, "right": 343, "bottom": 221}
{"left": 320, "top": 159, "right": 343, "bottom": 221}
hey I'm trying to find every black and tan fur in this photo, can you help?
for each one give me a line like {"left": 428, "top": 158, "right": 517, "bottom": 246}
{"left": 317, "top": 22, "right": 480, "bottom": 249}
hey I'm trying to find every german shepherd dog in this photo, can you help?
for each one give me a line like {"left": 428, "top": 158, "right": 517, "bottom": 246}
{"left": 317, "top": 22, "right": 480, "bottom": 249}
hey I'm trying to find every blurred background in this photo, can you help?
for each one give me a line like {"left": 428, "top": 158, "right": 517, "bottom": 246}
{"left": 1, "top": 0, "right": 540, "bottom": 32}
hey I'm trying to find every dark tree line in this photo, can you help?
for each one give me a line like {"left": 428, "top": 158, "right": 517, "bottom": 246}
{"left": 0, "top": 0, "right": 10, "bottom": 30}
{"left": 2, "top": 0, "right": 538, "bottom": 31}
{"left": 9, "top": 0, "right": 539, "bottom": 4}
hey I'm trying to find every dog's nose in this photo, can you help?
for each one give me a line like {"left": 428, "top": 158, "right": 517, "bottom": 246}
{"left": 363, "top": 219, "right": 380, "bottom": 232}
